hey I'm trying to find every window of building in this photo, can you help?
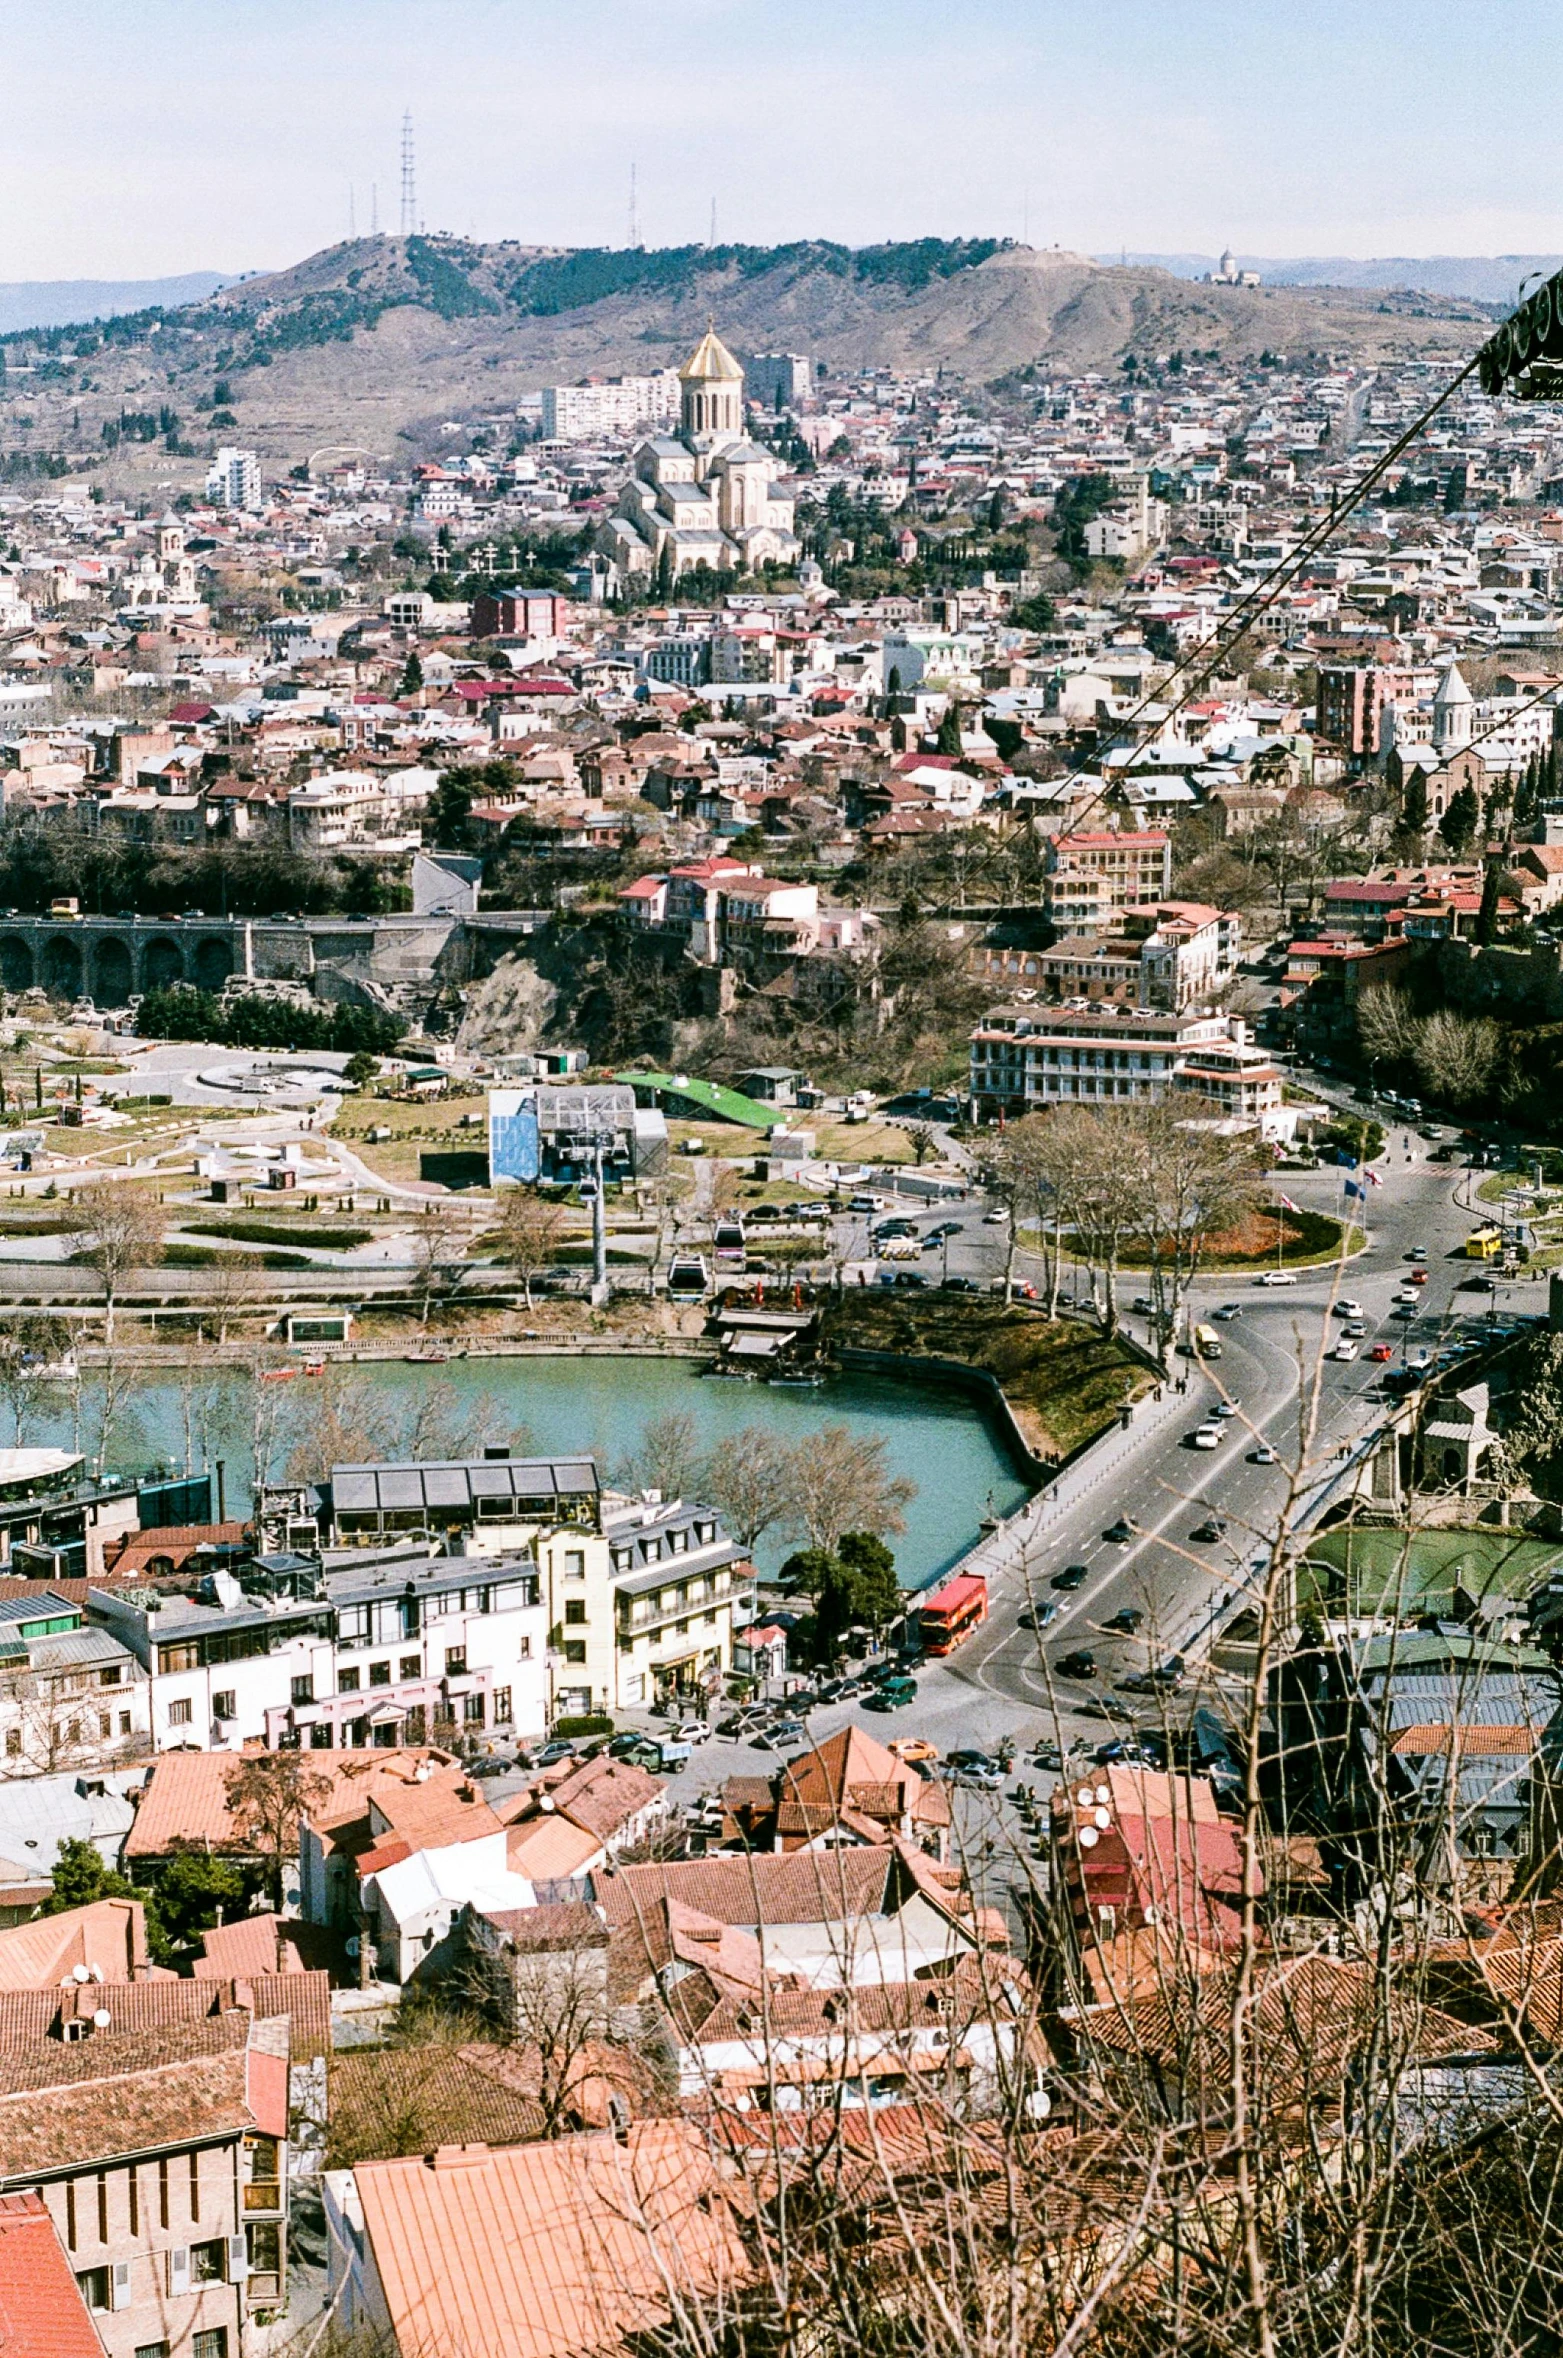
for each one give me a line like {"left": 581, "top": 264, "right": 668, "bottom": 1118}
{"left": 159, "top": 1643, "right": 200, "bottom": 1674}
{"left": 291, "top": 1675, "right": 314, "bottom": 1705}
{"left": 564, "top": 1600, "right": 586, "bottom": 1626}
{"left": 135, "top": 2342, "right": 171, "bottom": 2358}
{"left": 167, "top": 1698, "right": 193, "bottom": 1727}
{"left": 399, "top": 1655, "right": 420, "bottom": 1681}
{"left": 191, "top": 2236, "right": 224, "bottom": 2283}
{"left": 493, "top": 1687, "right": 511, "bottom": 1723}
{"left": 444, "top": 1648, "right": 466, "bottom": 1676}
{"left": 98, "top": 1665, "right": 121, "bottom": 1687}
{"left": 193, "top": 2333, "right": 229, "bottom": 2358}
{"left": 463, "top": 1694, "right": 485, "bottom": 1724}
{"left": 189, "top": 2151, "right": 200, "bottom": 2220}
{"left": 310, "top": 1723, "right": 334, "bottom": 1747}
{"left": 368, "top": 1661, "right": 392, "bottom": 1688}
{"left": 3, "top": 1731, "right": 17, "bottom": 1757}
{"left": 212, "top": 1691, "right": 236, "bottom": 1722}
{"left": 563, "top": 1550, "right": 585, "bottom": 1580}
{"left": 564, "top": 1640, "right": 587, "bottom": 1664}
{"left": 247, "top": 2222, "right": 281, "bottom": 2278}
{"left": 98, "top": 1713, "right": 111, "bottom": 1739}
{"left": 338, "top": 1668, "right": 361, "bottom": 1693}
{"left": 518, "top": 1634, "right": 531, "bottom": 1659}
{"left": 118, "top": 1711, "right": 132, "bottom": 1736}
{"left": 77, "top": 2266, "right": 111, "bottom": 2312}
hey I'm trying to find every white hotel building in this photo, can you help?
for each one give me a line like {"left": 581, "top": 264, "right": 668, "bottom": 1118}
{"left": 969, "top": 1002, "right": 1286, "bottom": 1135}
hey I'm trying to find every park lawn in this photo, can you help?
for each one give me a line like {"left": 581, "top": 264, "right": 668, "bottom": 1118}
{"left": 329, "top": 1089, "right": 489, "bottom": 1189}
{"left": 823, "top": 1291, "right": 1152, "bottom": 1463}
{"left": 810, "top": 1119, "right": 917, "bottom": 1165}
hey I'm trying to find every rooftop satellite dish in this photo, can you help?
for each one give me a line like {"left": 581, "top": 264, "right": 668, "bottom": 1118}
{"left": 1077, "top": 1824, "right": 1099, "bottom": 1849}
{"left": 1094, "top": 1806, "right": 1111, "bottom": 1830}
{"left": 92, "top": 2008, "right": 111, "bottom": 2029}
{"left": 1076, "top": 1786, "right": 1094, "bottom": 1806}
{"left": 1094, "top": 1784, "right": 1110, "bottom": 1805}
{"left": 72, "top": 1964, "right": 90, "bottom": 1983}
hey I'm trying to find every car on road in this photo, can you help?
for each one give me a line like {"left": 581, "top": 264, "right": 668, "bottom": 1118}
{"left": 1394, "top": 1286, "right": 1419, "bottom": 1303}
{"left": 892, "top": 1270, "right": 929, "bottom": 1288}
{"left": 1105, "top": 1606, "right": 1143, "bottom": 1634}
{"left": 1083, "top": 1696, "right": 1136, "bottom": 1723}
{"left": 1189, "top": 1518, "right": 1227, "bottom": 1543}
{"left": 1391, "top": 1302, "right": 1417, "bottom": 1319}
{"left": 1369, "top": 1343, "right": 1394, "bottom": 1362}
{"left": 886, "top": 1737, "right": 939, "bottom": 1764}
{"left": 1342, "top": 1320, "right": 1367, "bottom": 1338}
{"left": 1057, "top": 1649, "right": 1097, "bottom": 1679}
{"left": 861, "top": 1681, "right": 916, "bottom": 1712}
{"left": 1248, "top": 1443, "right": 1279, "bottom": 1463}
{"left": 1213, "top": 1303, "right": 1244, "bottom": 1321}
{"left": 1131, "top": 1295, "right": 1156, "bottom": 1316}
{"left": 1104, "top": 1518, "right": 1135, "bottom": 1544}
{"left": 1333, "top": 1299, "right": 1364, "bottom": 1318}
{"left": 755, "top": 1719, "right": 808, "bottom": 1748}
{"left": 1016, "top": 1602, "right": 1057, "bottom": 1631}
{"left": 872, "top": 1218, "right": 918, "bottom": 1240}
{"left": 1410, "top": 1268, "right": 1429, "bottom": 1285}
{"left": 1257, "top": 1269, "right": 1298, "bottom": 1286}
{"left": 533, "top": 1740, "right": 575, "bottom": 1766}
{"left": 1333, "top": 1339, "right": 1360, "bottom": 1361}
{"left": 946, "top": 1748, "right": 1002, "bottom": 1788}
{"left": 673, "top": 1721, "right": 709, "bottom": 1745}
{"left": 940, "top": 1274, "right": 978, "bottom": 1292}
{"left": 1051, "top": 1564, "right": 1090, "bottom": 1591}
{"left": 1189, "top": 1423, "right": 1222, "bottom": 1449}
{"left": 1213, "top": 1400, "right": 1238, "bottom": 1418}
{"left": 927, "top": 1221, "right": 965, "bottom": 1240}
{"left": 1409, "top": 1247, "right": 1428, "bottom": 1262}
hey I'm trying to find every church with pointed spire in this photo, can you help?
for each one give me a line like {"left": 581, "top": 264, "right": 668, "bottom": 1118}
{"left": 597, "top": 324, "right": 800, "bottom": 582}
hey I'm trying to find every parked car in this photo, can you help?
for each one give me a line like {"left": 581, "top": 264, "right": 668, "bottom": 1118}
{"left": 1057, "top": 1649, "right": 1097, "bottom": 1679}
{"left": 673, "top": 1720, "right": 709, "bottom": 1745}
{"left": 887, "top": 1737, "right": 939, "bottom": 1764}
{"left": 1213, "top": 1303, "right": 1244, "bottom": 1321}
{"left": 940, "top": 1274, "right": 978, "bottom": 1292}
{"left": 1190, "top": 1424, "right": 1222, "bottom": 1449}
{"left": 534, "top": 1740, "right": 576, "bottom": 1766}
{"left": 1189, "top": 1518, "right": 1227, "bottom": 1543}
{"left": 1052, "top": 1563, "right": 1090, "bottom": 1591}
{"left": 1017, "top": 1602, "right": 1056, "bottom": 1631}
{"left": 1249, "top": 1443, "right": 1279, "bottom": 1463}
{"left": 862, "top": 1679, "right": 917, "bottom": 1712}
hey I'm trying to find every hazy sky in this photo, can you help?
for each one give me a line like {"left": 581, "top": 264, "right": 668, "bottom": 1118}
{"left": 8, "top": 0, "right": 1563, "bottom": 279}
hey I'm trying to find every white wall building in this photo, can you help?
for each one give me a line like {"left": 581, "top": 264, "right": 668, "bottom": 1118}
{"left": 206, "top": 446, "right": 262, "bottom": 512}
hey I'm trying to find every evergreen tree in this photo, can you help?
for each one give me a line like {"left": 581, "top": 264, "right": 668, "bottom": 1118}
{"left": 1439, "top": 783, "right": 1480, "bottom": 857}
{"left": 1514, "top": 756, "right": 1538, "bottom": 834}
{"left": 936, "top": 699, "right": 963, "bottom": 757}
{"left": 1400, "top": 766, "right": 1430, "bottom": 836}
{"left": 1477, "top": 858, "right": 1503, "bottom": 946}
{"left": 398, "top": 651, "right": 423, "bottom": 695}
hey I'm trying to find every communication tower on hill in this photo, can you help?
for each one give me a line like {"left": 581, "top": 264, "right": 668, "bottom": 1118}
{"left": 400, "top": 111, "right": 417, "bottom": 237}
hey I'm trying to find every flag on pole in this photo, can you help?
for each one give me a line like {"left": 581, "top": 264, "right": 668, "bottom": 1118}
{"left": 1343, "top": 1177, "right": 1365, "bottom": 1200}
{"left": 1337, "top": 1150, "right": 1359, "bottom": 1169}
{"left": 1366, "top": 1167, "right": 1383, "bottom": 1188}
{"left": 1277, "top": 1192, "right": 1301, "bottom": 1213}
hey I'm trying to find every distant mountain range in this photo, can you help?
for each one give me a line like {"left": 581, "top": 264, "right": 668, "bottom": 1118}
{"left": 0, "top": 238, "right": 1497, "bottom": 477}
{"left": 1101, "top": 254, "right": 1561, "bottom": 307}
{"left": 0, "top": 273, "right": 235, "bottom": 335}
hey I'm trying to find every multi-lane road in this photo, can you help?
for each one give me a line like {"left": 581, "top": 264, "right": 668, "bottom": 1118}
{"left": 784, "top": 1126, "right": 1550, "bottom": 1761}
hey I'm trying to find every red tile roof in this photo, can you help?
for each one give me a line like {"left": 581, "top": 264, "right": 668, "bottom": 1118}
{"left": 352, "top": 2122, "right": 747, "bottom": 2358}
{"left": 0, "top": 2191, "right": 105, "bottom": 2358}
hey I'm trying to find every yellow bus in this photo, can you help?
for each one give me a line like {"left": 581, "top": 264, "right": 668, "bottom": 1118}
{"left": 1191, "top": 1322, "right": 1222, "bottom": 1359}
{"left": 1463, "top": 1225, "right": 1502, "bottom": 1260}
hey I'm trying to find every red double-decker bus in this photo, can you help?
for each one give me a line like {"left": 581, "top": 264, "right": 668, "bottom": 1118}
{"left": 918, "top": 1572, "right": 989, "bottom": 1657}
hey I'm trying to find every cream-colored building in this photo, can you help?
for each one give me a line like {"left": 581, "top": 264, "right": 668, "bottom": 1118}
{"left": 598, "top": 326, "right": 800, "bottom": 581}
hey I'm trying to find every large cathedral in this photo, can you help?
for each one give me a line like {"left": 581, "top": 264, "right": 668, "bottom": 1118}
{"left": 597, "top": 326, "right": 800, "bottom": 582}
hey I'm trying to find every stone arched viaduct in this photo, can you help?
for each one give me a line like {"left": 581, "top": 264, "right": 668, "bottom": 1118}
{"left": 0, "top": 917, "right": 245, "bottom": 1007}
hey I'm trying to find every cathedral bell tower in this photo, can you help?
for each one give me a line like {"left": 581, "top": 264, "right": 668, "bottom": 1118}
{"left": 678, "top": 323, "right": 744, "bottom": 442}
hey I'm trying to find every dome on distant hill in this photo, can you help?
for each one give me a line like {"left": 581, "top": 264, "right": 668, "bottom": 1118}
{"left": 678, "top": 324, "right": 743, "bottom": 384}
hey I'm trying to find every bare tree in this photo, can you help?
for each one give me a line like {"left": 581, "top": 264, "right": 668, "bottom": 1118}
{"left": 200, "top": 1250, "right": 257, "bottom": 1346}
{"left": 408, "top": 1201, "right": 466, "bottom": 1329}
{"left": 0, "top": 1317, "right": 73, "bottom": 1446}
{"left": 493, "top": 1188, "right": 567, "bottom": 1312}
{"left": 699, "top": 1426, "right": 797, "bottom": 1551}
{"left": 64, "top": 1176, "right": 163, "bottom": 1342}
{"left": 787, "top": 1423, "right": 915, "bottom": 1552}
{"left": 223, "top": 1751, "right": 333, "bottom": 1911}
{"left": 619, "top": 1410, "right": 703, "bottom": 1502}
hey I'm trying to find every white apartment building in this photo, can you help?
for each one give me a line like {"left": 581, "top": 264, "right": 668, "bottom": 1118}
{"left": 969, "top": 1002, "right": 1285, "bottom": 1134}
{"left": 0, "top": 1591, "right": 149, "bottom": 1775}
{"left": 295, "top": 1455, "right": 755, "bottom": 1720}
{"left": 206, "top": 445, "right": 262, "bottom": 511}
{"left": 88, "top": 1549, "right": 548, "bottom": 1755}
{"left": 541, "top": 371, "right": 681, "bottom": 442}
{"left": 287, "top": 770, "right": 423, "bottom": 853}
